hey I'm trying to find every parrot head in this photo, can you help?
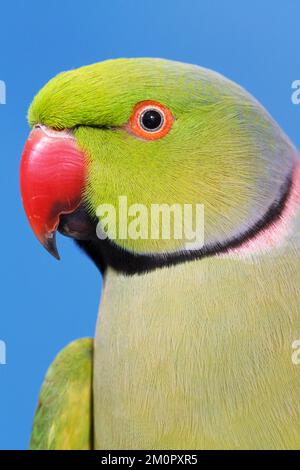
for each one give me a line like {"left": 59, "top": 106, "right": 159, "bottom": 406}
{"left": 20, "top": 58, "right": 298, "bottom": 274}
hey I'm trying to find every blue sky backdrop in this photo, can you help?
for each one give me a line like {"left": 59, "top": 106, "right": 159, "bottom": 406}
{"left": 0, "top": 0, "right": 299, "bottom": 449}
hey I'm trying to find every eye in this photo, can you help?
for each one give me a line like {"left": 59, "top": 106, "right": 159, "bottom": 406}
{"left": 128, "top": 100, "right": 173, "bottom": 140}
{"left": 140, "top": 109, "right": 163, "bottom": 132}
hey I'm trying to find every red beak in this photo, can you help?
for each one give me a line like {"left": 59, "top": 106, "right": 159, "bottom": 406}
{"left": 20, "top": 125, "right": 86, "bottom": 259}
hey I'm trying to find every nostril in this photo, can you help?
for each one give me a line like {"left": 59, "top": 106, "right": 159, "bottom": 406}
{"left": 33, "top": 124, "right": 74, "bottom": 139}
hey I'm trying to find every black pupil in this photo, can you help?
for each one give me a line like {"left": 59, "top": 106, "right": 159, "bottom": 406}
{"left": 141, "top": 109, "right": 163, "bottom": 131}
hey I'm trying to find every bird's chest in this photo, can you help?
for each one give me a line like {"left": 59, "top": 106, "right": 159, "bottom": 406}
{"left": 94, "top": 256, "right": 300, "bottom": 449}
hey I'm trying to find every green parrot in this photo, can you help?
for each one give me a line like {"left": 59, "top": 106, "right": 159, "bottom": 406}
{"left": 20, "top": 58, "right": 300, "bottom": 450}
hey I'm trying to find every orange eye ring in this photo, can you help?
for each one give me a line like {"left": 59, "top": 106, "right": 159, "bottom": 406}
{"left": 128, "top": 100, "right": 174, "bottom": 140}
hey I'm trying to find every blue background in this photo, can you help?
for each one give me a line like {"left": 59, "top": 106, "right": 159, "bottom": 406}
{"left": 0, "top": 0, "right": 299, "bottom": 449}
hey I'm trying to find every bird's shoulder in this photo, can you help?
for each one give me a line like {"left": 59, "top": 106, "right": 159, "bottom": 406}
{"left": 30, "top": 338, "right": 93, "bottom": 450}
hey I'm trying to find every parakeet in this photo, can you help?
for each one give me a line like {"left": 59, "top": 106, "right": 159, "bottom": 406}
{"left": 20, "top": 58, "right": 300, "bottom": 450}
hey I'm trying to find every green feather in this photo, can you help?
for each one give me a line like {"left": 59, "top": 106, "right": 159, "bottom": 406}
{"left": 30, "top": 338, "right": 93, "bottom": 450}
{"left": 26, "top": 58, "right": 300, "bottom": 449}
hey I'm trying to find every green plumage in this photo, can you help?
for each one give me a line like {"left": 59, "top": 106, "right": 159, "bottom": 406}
{"left": 95, "top": 247, "right": 300, "bottom": 449}
{"left": 30, "top": 338, "right": 93, "bottom": 450}
{"left": 28, "top": 58, "right": 300, "bottom": 449}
